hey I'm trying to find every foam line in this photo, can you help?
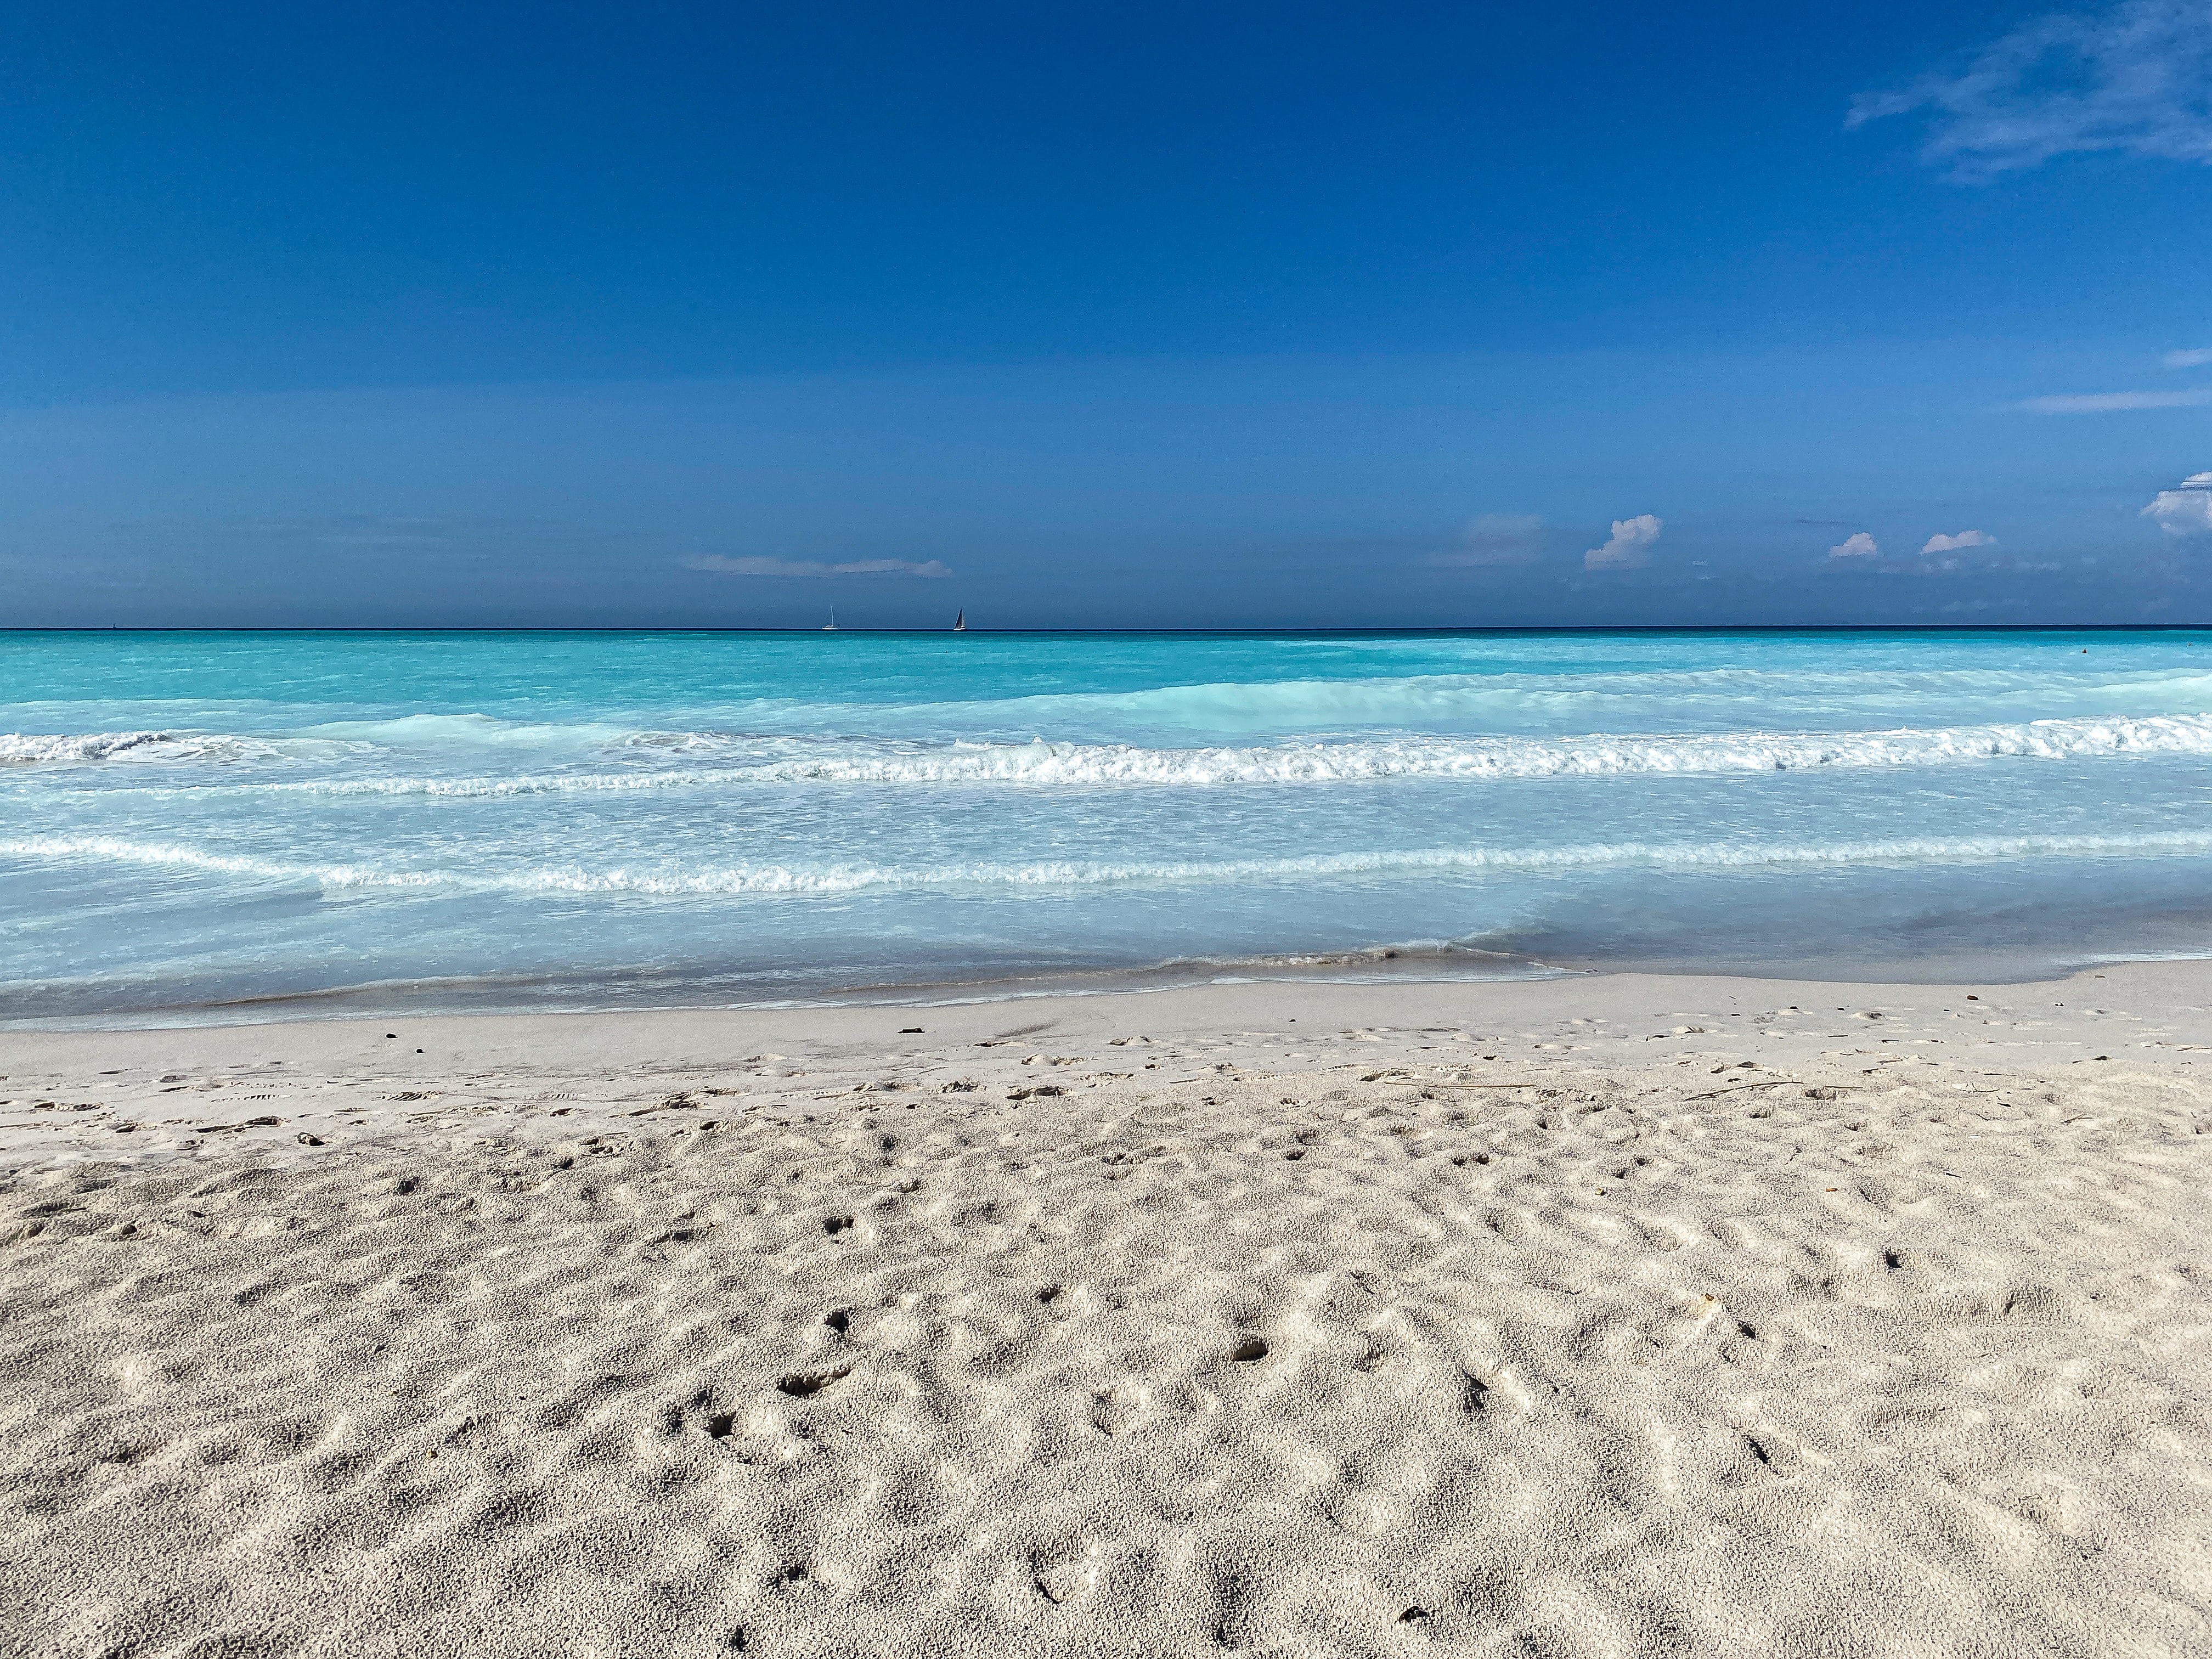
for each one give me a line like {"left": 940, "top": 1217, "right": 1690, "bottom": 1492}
{"left": 9, "top": 827, "right": 2212, "bottom": 899}
{"left": 27, "top": 712, "right": 2212, "bottom": 794}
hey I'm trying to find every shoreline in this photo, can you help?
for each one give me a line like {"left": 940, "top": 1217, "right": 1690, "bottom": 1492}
{"left": 8, "top": 935, "right": 2197, "bottom": 1036}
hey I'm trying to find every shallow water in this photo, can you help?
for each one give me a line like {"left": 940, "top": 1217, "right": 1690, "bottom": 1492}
{"left": 6, "top": 628, "right": 2212, "bottom": 1022}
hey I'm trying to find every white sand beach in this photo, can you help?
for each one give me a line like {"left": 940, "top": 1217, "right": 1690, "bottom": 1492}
{"left": 5, "top": 964, "right": 2211, "bottom": 1657}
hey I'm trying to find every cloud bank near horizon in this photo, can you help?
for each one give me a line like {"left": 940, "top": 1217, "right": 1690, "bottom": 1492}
{"left": 1923, "top": 529, "right": 1995, "bottom": 552}
{"left": 2143, "top": 472, "right": 2212, "bottom": 534}
{"left": 1584, "top": 514, "right": 1663, "bottom": 570}
{"left": 685, "top": 555, "right": 954, "bottom": 579}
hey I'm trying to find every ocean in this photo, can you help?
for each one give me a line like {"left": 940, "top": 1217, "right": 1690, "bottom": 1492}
{"left": 6, "top": 628, "right": 2212, "bottom": 1024}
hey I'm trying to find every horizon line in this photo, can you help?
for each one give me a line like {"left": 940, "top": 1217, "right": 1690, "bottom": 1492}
{"left": 1, "top": 623, "right": 2205, "bottom": 637}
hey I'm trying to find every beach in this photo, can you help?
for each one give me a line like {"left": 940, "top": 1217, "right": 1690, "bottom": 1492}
{"left": 15, "top": 0, "right": 2212, "bottom": 1646}
{"left": 7, "top": 963, "right": 2210, "bottom": 1657}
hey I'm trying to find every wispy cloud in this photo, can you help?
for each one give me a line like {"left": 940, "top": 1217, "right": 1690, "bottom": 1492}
{"left": 685, "top": 555, "right": 953, "bottom": 578}
{"left": 2143, "top": 471, "right": 2212, "bottom": 533}
{"left": 1583, "top": 514, "right": 1662, "bottom": 571}
{"left": 1922, "top": 529, "right": 1996, "bottom": 552}
{"left": 1848, "top": 0, "right": 2212, "bottom": 180}
{"left": 1432, "top": 513, "right": 1544, "bottom": 567}
{"left": 2016, "top": 389, "right": 2212, "bottom": 413}
{"left": 2166, "top": 347, "right": 2212, "bottom": 368}
{"left": 1830, "top": 531, "right": 1881, "bottom": 558}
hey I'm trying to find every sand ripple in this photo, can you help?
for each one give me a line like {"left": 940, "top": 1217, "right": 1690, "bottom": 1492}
{"left": 4, "top": 1056, "right": 2210, "bottom": 1656}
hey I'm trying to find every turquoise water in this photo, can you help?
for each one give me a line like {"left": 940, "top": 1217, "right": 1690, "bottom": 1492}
{"left": 7, "top": 628, "right": 2212, "bottom": 1022}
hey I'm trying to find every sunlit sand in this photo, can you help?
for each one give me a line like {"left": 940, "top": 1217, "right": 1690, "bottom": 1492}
{"left": 7, "top": 967, "right": 2209, "bottom": 1655}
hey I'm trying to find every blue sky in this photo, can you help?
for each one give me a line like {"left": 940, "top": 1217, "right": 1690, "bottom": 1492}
{"left": 3, "top": 1, "right": 2210, "bottom": 626}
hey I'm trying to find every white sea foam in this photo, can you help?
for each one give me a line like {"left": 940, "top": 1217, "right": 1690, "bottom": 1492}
{"left": 691, "top": 713, "right": 2212, "bottom": 787}
{"left": 10, "top": 827, "right": 2212, "bottom": 899}
{"left": 1, "top": 731, "right": 192, "bottom": 764}
{"left": 113, "top": 663, "right": 2212, "bottom": 762}
{"left": 71, "top": 710, "right": 2212, "bottom": 797}
{"left": 24, "top": 712, "right": 2212, "bottom": 809}
{"left": 1, "top": 730, "right": 360, "bottom": 768}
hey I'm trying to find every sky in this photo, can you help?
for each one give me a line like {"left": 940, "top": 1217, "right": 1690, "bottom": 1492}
{"left": 3, "top": 0, "right": 2210, "bottom": 628}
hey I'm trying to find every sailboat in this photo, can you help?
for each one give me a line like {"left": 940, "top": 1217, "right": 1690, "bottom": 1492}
{"left": 822, "top": 606, "right": 838, "bottom": 632}
{"left": 953, "top": 610, "right": 966, "bottom": 631}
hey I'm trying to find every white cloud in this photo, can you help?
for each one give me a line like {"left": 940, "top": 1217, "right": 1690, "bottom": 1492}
{"left": 1830, "top": 531, "right": 1881, "bottom": 558}
{"left": 2165, "top": 347, "right": 2212, "bottom": 368}
{"left": 685, "top": 555, "right": 953, "bottom": 578}
{"left": 2016, "top": 389, "right": 2212, "bottom": 413}
{"left": 1848, "top": 0, "right": 2212, "bottom": 180}
{"left": 1583, "top": 514, "right": 1662, "bottom": 570}
{"left": 2143, "top": 471, "right": 2212, "bottom": 533}
{"left": 1922, "top": 529, "right": 1995, "bottom": 552}
{"left": 1432, "top": 513, "right": 1544, "bottom": 567}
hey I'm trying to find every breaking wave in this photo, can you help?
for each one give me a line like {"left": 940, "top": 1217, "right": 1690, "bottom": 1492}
{"left": 2, "top": 731, "right": 196, "bottom": 764}
{"left": 60, "top": 710, "right": 2212, "bottom": 797}
{"left": 1, "top": 730, "right": 324, "bottom": 766}
{"left": 11, "top": 827, "right": 2212, "bottom": 899}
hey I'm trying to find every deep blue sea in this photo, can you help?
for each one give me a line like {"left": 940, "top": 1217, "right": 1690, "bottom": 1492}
{"left": 7, "top": 628, "right": 2212, "bottom": 1023}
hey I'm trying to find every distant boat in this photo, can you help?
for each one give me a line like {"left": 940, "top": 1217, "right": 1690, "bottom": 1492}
{"left": 953, "top": 610, "right": 966, "bottom": 631}
{"left": 822, "top": 606, "right": 838, "bottom": 632}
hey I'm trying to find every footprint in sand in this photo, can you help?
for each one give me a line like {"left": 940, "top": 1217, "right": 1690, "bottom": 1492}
{"left": 777, "top": 1364, "right": 853, "bottom": 1398}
